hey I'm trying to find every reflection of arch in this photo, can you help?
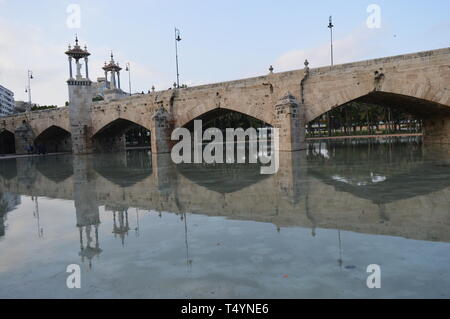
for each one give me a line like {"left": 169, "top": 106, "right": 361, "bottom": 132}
{"left": 34, "top": 125, "right": 72, "bottom": 153}
{"left": 307, "top": 140, "right": 450, "bottom": 204}
{"left": 0, "top": 158, "right": 17, "bottom": 180}
{"left": 177, "top": 163, "right": 270, "bottom": 194}
{"left": 179, "top": 107, "right": 272, "bottom": 129}
{"left": 35, "top": 154, "right": 74, "bottom": 183}
{"left": 92, "top": 118, "right": 151, "bottom": 153}
{"left": 309, "top": 163, "right": 450, "bottom": 204}
{"left": 0, "top": 129, "right": 15, "bottom": 154}
{"left": 307, "top": 91, "right": 450, "bottom": 123}
{"left": 93, "top": 150, "right": 152, "bottom": 187}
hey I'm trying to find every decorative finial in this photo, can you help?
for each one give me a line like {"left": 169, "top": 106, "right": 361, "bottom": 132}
{"left": 151, "top": 85, "right": 155, "bottom": 92}
{"left": 304, "top": 59, "right": 309, "bottom": 68}
{"left": 75, "top": 34, "right": 78, "bottom": 45}
{"left": 110, "top": 51, "right": 114, "bottom": 60}
{"left": 269, "top": 65, "right": 274, "bottom": 73}
{"left": 84, "top": 45, "right": 87, "bottom": 51}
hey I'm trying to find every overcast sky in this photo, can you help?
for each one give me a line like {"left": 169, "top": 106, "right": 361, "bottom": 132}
{"left": 0, "top": 0, "right": 449, "bottom": 106}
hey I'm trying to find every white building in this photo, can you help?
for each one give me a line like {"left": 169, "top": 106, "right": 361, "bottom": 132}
{"left": 0, "top": 84, "right": 15, "bottom": 116}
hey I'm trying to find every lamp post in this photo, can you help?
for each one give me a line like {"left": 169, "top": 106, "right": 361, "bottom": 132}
{"left": 125, "top": 62, "right": 132, "bottom": 96}
{"left": 174, "top": 27, "right": 182, "bottom": 88}
{"left": 328, "top": 16, "right": 334, "bottom": 67}
{"left": 25, "top": 70, "right": 33, "bottom": 111}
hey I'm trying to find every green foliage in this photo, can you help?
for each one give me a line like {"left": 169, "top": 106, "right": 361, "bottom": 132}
{"left": 307, "top": 101, "right": 422, "bottom": 138}
{"left": 31, "top": 105, "right": 57, "bottom": 111}
{"left": 92, "top": 96, "right": 104, "bottom": 102}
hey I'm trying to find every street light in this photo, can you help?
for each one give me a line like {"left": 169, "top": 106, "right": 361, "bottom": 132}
{"left": 25, "top": 70, "right": 33, "bottom": 111}
{"left": 328, "top": 16, "right": 334, "bottom": 67}
{"left": 125, "top": 62, "right": 132, "bottom": 96}
{"left": 174, "top": 27, "right": 182, "bottom": 88}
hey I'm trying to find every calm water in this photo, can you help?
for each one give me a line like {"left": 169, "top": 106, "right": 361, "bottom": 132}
{"left": 0, "top": 138, "right": 449, "bottom": 298}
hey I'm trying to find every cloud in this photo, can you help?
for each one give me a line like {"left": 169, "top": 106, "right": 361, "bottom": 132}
{"left": 273, "top": 26, "right": 383, "bottom": 71}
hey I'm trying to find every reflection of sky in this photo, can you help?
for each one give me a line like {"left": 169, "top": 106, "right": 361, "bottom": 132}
{"left": 0, "top": 195, "right": 450, "bottom": 298}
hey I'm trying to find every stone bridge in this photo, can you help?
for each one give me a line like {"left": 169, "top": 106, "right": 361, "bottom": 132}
{"left": 1, "top": 46, "right": 449, "bottom": 155}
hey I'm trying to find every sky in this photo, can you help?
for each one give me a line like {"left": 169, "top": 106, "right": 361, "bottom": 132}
{"left": 0, "top": 0, "right": 449, "bottom": 106}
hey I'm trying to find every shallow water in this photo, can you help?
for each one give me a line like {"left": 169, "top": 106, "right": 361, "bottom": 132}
{"left": 0, "top": 138, "right": 449, "bottom": 298}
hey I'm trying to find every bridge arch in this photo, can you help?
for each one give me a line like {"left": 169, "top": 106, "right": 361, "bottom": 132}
{"left": 305, "top": 84, "right": 450, "bottom": 142}
{"left": 308, "top": 91, "right": 450, "bottom": 123}
{"left": 92, "top": 118, "right": 152, "bottom": 153}
{"left": 34, "top": 125, "right": 72, "bottom": 153}
{"left": 0, "top": 129, "right": 15, "bottom": 154}
{"left": 180, "top": 107, "right": 272, "bottom": 130}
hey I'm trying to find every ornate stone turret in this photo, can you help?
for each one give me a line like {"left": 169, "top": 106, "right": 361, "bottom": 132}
{"left": 102, "top": 52, "right": 125, "bottom": 101}
{"left": 65, "top": 35, "right": 91, "bottom": 83}
{"left": 66, "top": 35, "right": 94, "bottom": 154}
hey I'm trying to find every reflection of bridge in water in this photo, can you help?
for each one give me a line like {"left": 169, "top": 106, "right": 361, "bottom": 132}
{"left": 0, "top": 142, "right": 450, "bottom": 252}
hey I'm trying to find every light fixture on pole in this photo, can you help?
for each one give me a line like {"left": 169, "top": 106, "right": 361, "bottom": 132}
{"left": 174, "top": 27, "right": 182, "bottom": 88}
{"left": 328, "top": 16, "right": 334, "bottom": 67}
{"left": 125, "top": 62, "right": 132, "bottom": 96}
{"left": 25, "top": 70, "right": 33, "bottom": 111}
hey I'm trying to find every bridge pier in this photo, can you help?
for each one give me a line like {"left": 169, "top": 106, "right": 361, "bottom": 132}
{"left": 151, "top": 105, "right": 173, "bottom": 154}
{"left": 273, "top": 93, "right": 306, "bottom": 151}
{"left": 14, "top": 121, "right": 35, "bottom": 155}
{"left": 423, "top": 116, "right": 450, "bottom": 145}
{"left": 423, "top": 116, "right": 450, "bottom": 157}
{"left": 68, "top": 84, "right": 95, "bottom": 154}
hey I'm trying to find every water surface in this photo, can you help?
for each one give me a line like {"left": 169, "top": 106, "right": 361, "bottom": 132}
{"left": 0, "top": 138, "right": 449, "bottom": 298}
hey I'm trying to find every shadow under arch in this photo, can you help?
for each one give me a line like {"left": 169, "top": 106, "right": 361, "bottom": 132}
{"left": 34, "top": 125, "right": 72, "bottom": 153}
{"left": 93, "top": 149, "right": 152, "bottom": 187}
{"left": 307, "top": 91, "right": 450, "bottom": 128}
{"left": 355, "top": 91, "right": 450, "bottom": 118}
{"left": 0, "top": 129, "right": 15, "bottom": 154}
{"left": 182, "top": 107, "right": 272, "bottom": 131}
{"left": 92, "top": 118, "right": 151, "bottom": 153}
